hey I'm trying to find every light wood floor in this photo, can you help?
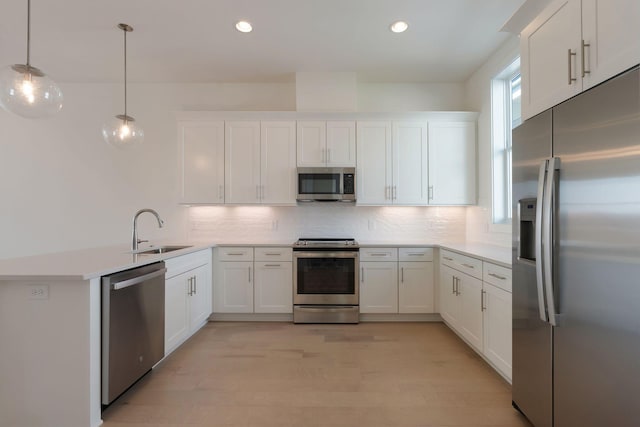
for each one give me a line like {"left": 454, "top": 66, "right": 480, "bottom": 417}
{"left": 102, "top": 322, "right": 531, "bottom": 427}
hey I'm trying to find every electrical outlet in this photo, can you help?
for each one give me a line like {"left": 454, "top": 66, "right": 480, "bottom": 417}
{"left": 28, "top": 284, "right": 49, "bottom": 300}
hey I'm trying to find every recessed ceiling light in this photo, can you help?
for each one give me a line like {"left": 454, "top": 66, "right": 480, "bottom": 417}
{"left": 390, "top": 21, "right": 409, "bottom": 33}
{"left": 235, "top": 21, "right": 253, "bottom": 33}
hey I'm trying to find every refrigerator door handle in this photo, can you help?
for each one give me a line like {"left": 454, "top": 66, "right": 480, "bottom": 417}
{"left": 543, "top": 157, "right": 560, "bottom": 326}
{"left": 535, "top": 160, "right": 549, "bottom": 322}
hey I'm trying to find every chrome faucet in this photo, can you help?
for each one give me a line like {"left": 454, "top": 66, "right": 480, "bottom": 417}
{"left": 132, "top": 208, "right": 164, "bottom": 251}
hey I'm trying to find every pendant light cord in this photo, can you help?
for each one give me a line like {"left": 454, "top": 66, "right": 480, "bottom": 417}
{"left": 26, "top": 0, "right": 31, "bottom": 67}
{"left": 123, "top": 26, "right": 127, "bottom": 119}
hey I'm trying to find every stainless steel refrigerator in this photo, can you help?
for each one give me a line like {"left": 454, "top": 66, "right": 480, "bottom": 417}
{"left": 512, "top": 66, "right": 640, "bottom": 427}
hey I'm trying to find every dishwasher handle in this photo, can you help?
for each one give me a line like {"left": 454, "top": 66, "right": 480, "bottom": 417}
{"left": 111, "top": 268, "right": 167, "bottom": 290}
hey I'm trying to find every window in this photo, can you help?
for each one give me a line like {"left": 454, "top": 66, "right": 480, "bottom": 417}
{"left": 491, "top": 57, "right": 521, "bottom": 225}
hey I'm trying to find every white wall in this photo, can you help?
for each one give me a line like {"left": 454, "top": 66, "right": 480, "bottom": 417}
{"left": 464, "top": 36, "right": 519, "bottom": 247}
{"left": 0, "top": 80, "right": 465, "bottom": 259}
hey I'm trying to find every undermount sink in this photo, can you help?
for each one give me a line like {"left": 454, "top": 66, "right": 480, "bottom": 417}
{"left": 135, "top": 245, "right": 192, "bottom": 255}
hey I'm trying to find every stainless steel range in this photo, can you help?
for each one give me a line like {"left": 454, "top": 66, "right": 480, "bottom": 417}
{"left": 293, "top": 238, "right": 359, "bottom": 324}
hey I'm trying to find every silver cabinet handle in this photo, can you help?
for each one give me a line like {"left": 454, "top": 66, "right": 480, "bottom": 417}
{"left": 488, "top": 272, "right": 507, "bottom": 280}
{"left": 187, "top": 277, "right": 193, "bottom": 296}
{"left": 568, "top": 49, "right": 577, "bottom": 85}
{"left": 392, "top": 186, "right": 397, "bottom": 200}
{"left": 193, "top": 276, "right": 197, "bottom": 295}
{"left": 581, "top": 39, "right": 591, "bottom": 78}
{"left": 452, "top": 276, "right": 456, "bottom": 294}
{"left": 264, "top": 252, "right": 282, "bottom": 256}
{"left": 428, "top": 185, "right": 433, "bottom": 200}
{"left": 401, "top": 267, "right": 404, "bottom": 283}
{"left": 481, "top": 289, "right": 486, "bottom": 311}
{"left": 407, "top": 253, "right": 424, "bottom": 256}
{"left": 443, "top": 256, "right": 454, "bottom": 261}
{"left": 462, "top": 263, "right": 475, "bottom": 269}
{"left": 227, "top": 252, "right": 245, "bottom": 256}
{"left": 361, "top": 267, "right": 364, "bottom": 282}
{"left": 264, "top": 264, "right": 281, "bottom": 267}
{"left": 455, "top": 277, "right": 460, "bottom": 296}
{"left": 248, "top": 266, "right": 251, "bottom": 282}
{"left": 369, "top": 253, "right": 388, "bottom": 257}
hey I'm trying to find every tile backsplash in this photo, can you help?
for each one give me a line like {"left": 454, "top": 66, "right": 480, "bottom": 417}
{"left": 187, "top": 204, "right": 467, "bottom": 244}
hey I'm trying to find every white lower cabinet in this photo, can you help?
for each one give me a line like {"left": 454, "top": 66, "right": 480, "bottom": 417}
{"left": 439, "top": 249, "right": 512, "bottom": 381}
{"left": 165, "top": 249, "right": 213, "bottom": 356}
{"left": 482, "top": 282, "right": 512, "bottom": 380}
{"left": 360, "top": 261, "right": 398, "bottom": 313}
{"left": 254, "top": 261, "right": 293, "bottom": 313}
{"left": 360, "top": 247, "right": 434, "bottom": 314}
{"left": 214, "top": 246, "right": 293, "bottom": 314}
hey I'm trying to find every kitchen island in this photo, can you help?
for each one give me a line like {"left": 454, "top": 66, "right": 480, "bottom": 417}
{"left": 0, "top": 243, "right": 214, "bottom": 427}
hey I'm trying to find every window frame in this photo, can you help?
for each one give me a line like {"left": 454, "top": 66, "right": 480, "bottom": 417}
{"left": 490, "top": 57, "right": 520, "bottom": 229}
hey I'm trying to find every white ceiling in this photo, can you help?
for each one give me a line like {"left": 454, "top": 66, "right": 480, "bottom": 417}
{"left": 0, "top": 0, "right": 525, "bottom": 84}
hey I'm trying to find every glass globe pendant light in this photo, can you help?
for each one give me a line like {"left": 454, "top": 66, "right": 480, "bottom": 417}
{"left": 0, "top": 0, "right": 63, "bottom": 118}
{"left": 102, "top": 23, "right": 144, "bottom": 148}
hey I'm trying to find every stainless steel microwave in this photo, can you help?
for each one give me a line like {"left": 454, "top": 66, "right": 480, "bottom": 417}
{"left": 296, "top": 167, "right": 356, "bottom": 202}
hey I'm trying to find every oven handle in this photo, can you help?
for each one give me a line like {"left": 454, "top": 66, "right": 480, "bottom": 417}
{"left": 293, "top": 251, "right": 359, "bottom": 259}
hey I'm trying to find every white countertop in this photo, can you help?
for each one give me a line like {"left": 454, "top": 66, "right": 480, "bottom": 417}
{"left": 0, "top": 242, "right": 215, "bottom": 281}
{"left": 0, "top": 240, "right": 511, "bottom": 281}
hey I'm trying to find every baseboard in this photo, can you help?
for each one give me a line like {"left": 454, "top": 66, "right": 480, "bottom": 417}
{"left": 359, "top": 313, "right": 443, "bottom": 322}
{"left": 209, "top": 313, "right": 443, "bottom": 323}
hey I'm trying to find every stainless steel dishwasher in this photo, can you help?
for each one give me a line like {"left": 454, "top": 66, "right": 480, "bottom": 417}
{"left": 101, "top": 261, "right": 166, "bottom": 405}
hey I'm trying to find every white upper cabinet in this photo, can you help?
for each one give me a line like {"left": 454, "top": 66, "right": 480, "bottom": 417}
{"left": 225, "top": 121, "right": 296, "bottom": 205}
{"left": 392, "top": 122, "right": 429, "bottom": 205}
{"left": 521, "top": 0, "right": 640, "bottom": 119}
{"left": 581, "top": 0, "right": 640, "bottom": 90}
{"left": 427, "top": 121, "right": 476, "bottom": 205}
{"left": 297, "top": 121, "right": 356, "bottom": 167}
{"left": 225, "top": 121, "right": 262, "bottom": 204}
{"left": 356, "top": 121, "right": 393, "bottom": 204}
{"left": 178, "top": 120, "right": 225, "bottom": 204}
{"left": 260, "top": 122, "right": 297, "bottom": 205}
{"left": 356, "top": 121, "right": 428, "bottom": 205}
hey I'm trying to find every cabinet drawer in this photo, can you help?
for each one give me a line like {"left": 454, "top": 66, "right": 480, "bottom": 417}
{"left": 255, "top": 247, "right": 293, "bottom": 262}
{"left": 217, "top": 247, "right": 254, "bottom": 261}
{"left": 483, "top": 262, "right": 512, "bottom": 292}
{"left": 440, "top": 249, "right": 482, "bottom": 279}
{"left": 399, "top": 247, "right": 433, "bottom": 262}
{"left": 360, "top": 247, "right": 398, "bottom": 262}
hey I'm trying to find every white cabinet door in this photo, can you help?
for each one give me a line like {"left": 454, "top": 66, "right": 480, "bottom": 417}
{"left": 521, "top": 0, "right": 582, "bottom": 120}
{"left": 214, "top": 261, "right": 254, "bottom": 313}
{"left": 165, "top": 271, "right": 190, "bottom": 355}
{"left": 254, "top": 261, "right": 293, "bottom": 313}
{"left": 483, "top": 283, "right": 513, "bottom": 380}
{"left": 458, "top": 273, "right": 484, "bottom": 352}
{"left": 439, "top": 264, "right": 460, "bottom": 327}
{"left": 360, "top": 262, "right": 398, "bottom": 313}
{"left": 178, "top": 121, "right": 225, "bottom": 204}
{"left": 398, "top": 261, "right": 434, "bottom": 314}
{"left": 225, "top": 121, "right": 261, "bottom": 204}
{"left": 261, "top": 121, "right": 297, "bottom": 205}
{"left": 392, "top": 122, "right": 428, "bottom": 205}
{"left": 427, "top": 122, "right": 476, "bottom": 205}
{"left": 189, "top": 264, "right": 212, "bottom": 331}
{"left": 297, "top": 121, "right": 326, "bottom": 166}
{"left": 581, "top": 0, "right": 640, "bottom": 90}
{"left": 326, "top": 121, "right": 356, "bottom": 166}
{"left": 356, "top": 121, "right": 392, "bottom": 205}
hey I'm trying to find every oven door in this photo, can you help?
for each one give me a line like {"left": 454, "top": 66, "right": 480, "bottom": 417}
{"left": 293, "top": 251, "right": 359, "bottom": 305}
